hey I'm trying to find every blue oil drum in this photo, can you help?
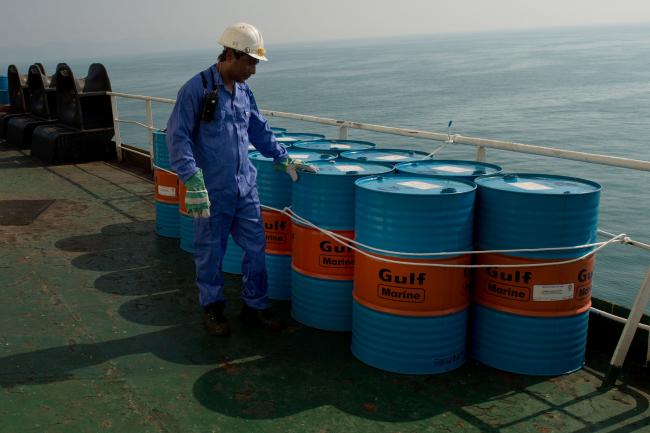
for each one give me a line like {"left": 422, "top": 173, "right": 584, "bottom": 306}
{"left": 471, "top": 304, "right": 589, "bottom": 376}
{"left": 340, "top": 148, "right": 430, "bottom": 167}
{"left": 250, "top": 150, "right": 336, "bottom": 300}
{"left": 471, "top": 173, "right": 601, "bottom": 375}
{"left": 291, "top": 139, "right": 375, "bottom": 155}
{"left": 292, "top": 272, "right": 354, "bottom": 331}
{"left": 353, "top": 302, "right": 468, "bottom": 374}
{"left": 292, "top": 160, "right": 391, "bottom": 230}
{"left": 252, "top": 149, "right": 336, "bottom": 300}
{"left": 152, "top": 130, "right": 171, "bottom": 171}
{"left": 355, "top": 175, "right": 476, "bottom": 255}
{"left": 475, "top": 173, "right": 600, "bottom": 259}
{"left": 396, "top": 159, "right": 502, "bottom": 181}
{"left": 222, "top": 236, "right": 244, "bottom": 275}
{"left": 291, "top": 161, "right": 392, "bottom": 332}
{"left": 155, "top": 202, "right": 180, "bottom": 238}
{"left": 270, "top": 127, "right": 287, "bottom": 134}
{"left": 276, "top": 132, "right": 324, "bottom": 145}
{"left": 267, "top": 253, "right": 293, "bottom": 300}
{"left": 154, "top": 168, "right": 180, "bottom": 239}
{"left": 351, "top": 175, "right": 476, "bottom": 374}
{"left": 250, "top": 150, "right": 336, "bottom": 208}
{"left": 0, "top": 75, "right": 8, "bottom": 105}
{"left": 179, "top": 214, "right": 195, "bottom": 253}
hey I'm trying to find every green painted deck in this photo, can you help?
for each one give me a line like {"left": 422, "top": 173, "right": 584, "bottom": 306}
{"left": 1, "top": 145, "right": 649, "bottom": 433}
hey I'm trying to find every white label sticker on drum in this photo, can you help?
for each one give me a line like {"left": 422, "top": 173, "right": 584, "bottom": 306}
{"left": 398, "top": 181, "right": 442, "bottom": 190}
{"left": 532, "top": 283, "right": 574, "bottom": 301}
{"left": 331, "top": 144, "right": 352, "bottom": 149}
{"left": 288, "top": 154, "right": 310, "bottom": 159}
{"left": 434, "top": 165, "right": 473, "bottom": 173}
{"left": 512, "top": 181, "right": 553, "bottom": 191}
{"left": 158, "top": 186, "right": 177, "bottom": 197}
{"left": 376, "top": 154, "right": 408, "bottom": 161}
{"left": 335, "top": 165, "right": 364, "bottom": 172}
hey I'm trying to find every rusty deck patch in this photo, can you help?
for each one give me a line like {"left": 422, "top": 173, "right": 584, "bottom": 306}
{"left": 0, "top": 199, "right": 55, "bottom": 225}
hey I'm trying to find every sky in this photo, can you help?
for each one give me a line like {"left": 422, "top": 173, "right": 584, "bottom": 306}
{"left": 0, "top": 0, "right": 649, "bottom": 61}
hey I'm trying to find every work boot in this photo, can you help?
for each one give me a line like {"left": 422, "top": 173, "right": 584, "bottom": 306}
{"left": 203, "top": 302, "right": 231, "bottom": 336}
{"left": 240, "top": 304, "right": 286, "bottom": 331}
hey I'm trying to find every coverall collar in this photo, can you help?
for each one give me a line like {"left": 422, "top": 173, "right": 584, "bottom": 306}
{"left": 211, "top": 64, "right": 247, "bottom": 94}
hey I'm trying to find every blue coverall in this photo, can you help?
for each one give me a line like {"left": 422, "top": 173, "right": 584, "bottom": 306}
{"left": 167, "top": 64, "right": 288, "bottom": 309}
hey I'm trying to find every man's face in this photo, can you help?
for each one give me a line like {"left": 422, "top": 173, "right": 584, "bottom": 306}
{"left": 230, "top": 52, "right": 259, "bottom": 83}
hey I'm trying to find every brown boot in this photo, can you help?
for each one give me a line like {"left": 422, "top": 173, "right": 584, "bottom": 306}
{"left": 240, "top": 304, "right": 286, "bottom": 331}
{"left": 203, "top": 302, "right": 230, "bottom": 336}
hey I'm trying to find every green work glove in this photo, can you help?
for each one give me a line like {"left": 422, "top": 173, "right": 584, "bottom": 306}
{"left": 274, "top": 158, "right": 319, "bottom": 182}
{"left": 185, "top": 169, "right": 210, "bottom": 218}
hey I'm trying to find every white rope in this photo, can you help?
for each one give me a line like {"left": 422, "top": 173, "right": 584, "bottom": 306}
{"left": 422, "top": 142, "right": 448, "bottom": 159}
{"left": 422, "top": 121, "right": 459, "bottom": 159}
{"left": 599, "top": 228, "right": 631, "bottom": 243}
{"left": 274, "top": 205, "right": 618, "bottom": 256}
{"left": 422, "top": 133, "right": 459, "bottom": 159}
{"left": 261, "top": 204, "right": 628, "bottom": 269}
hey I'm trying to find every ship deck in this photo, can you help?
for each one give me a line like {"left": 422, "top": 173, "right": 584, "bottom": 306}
{"left": 1, "top": 144, "right": 649, "bottom": 433}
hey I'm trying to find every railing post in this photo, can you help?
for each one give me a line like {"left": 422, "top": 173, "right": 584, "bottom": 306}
{"left": 476, "top": 146, "right": 487, "bottom": 162}
{"left": 602, "top": 264, "right": 650, "bottom": 387}
{"left": 110, "top": 95, "right": 123, "bottom": 161}
{"left": 338, "top": 125, "right": 348, "bottom": 140}
{"left": 145, "top": 99, "right": 154, "bottom": 170}
{"left": 647, "top": 326, "right": 650, "bottom": 368}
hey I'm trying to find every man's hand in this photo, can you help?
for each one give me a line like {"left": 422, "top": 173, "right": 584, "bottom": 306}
{"left": 185, "top": 169, "right": 211, "bottom": 218}
{"left": 275, "top": 158, "right": 319, "bottom": 182}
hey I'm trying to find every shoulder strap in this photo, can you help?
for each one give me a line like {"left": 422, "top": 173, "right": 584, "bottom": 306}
{"left": 200, "top": 66, "right": 218, "bottom": 91}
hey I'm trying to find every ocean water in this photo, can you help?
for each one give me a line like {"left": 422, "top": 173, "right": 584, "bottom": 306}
{"left": 27, "top": 24, "right": 650, "bottom": 311}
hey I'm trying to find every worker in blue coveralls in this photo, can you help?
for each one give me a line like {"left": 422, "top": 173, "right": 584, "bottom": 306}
{"left": 167, "top": 22, "right": 316, "bottom": 336}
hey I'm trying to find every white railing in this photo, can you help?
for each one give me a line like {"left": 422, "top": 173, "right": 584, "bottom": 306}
{"left": 108, "top": 92, "right": 176, "bottom": 166}
{"left": 107, "top": 91, "right": 650, "bottom": 385}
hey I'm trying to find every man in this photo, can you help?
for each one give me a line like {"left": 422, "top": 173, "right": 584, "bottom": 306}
{"left": 167, "top": 22, "right": 315, "bottom": 336}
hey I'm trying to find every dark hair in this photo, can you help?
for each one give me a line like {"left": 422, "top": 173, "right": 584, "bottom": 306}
{"left": 218, "top": 48, "right": 245, "bottom": 62}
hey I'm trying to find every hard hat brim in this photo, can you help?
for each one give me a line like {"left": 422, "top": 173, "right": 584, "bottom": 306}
{"left": 218, "top": 42, "right": 269, "bottom": 61}
{"left": 247, "top": 52, "right": 268, "bottom": 61}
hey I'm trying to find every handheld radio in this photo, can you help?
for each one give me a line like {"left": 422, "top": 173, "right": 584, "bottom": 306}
{"left": 200, "top": 69, "right": 219, "bottom": 122}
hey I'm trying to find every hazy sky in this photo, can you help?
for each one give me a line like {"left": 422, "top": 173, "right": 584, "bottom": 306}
{"left": 1, "top": 0, "right": 649, "bottom": 61}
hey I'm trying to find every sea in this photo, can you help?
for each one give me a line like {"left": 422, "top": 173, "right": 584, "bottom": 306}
{"left": 23, "top": 23, "right": 650, "bottom": 312}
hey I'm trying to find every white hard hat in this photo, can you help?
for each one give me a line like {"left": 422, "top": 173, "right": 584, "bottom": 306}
{"left": 218, "top": 22, "right": 268, "bottom": 61}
